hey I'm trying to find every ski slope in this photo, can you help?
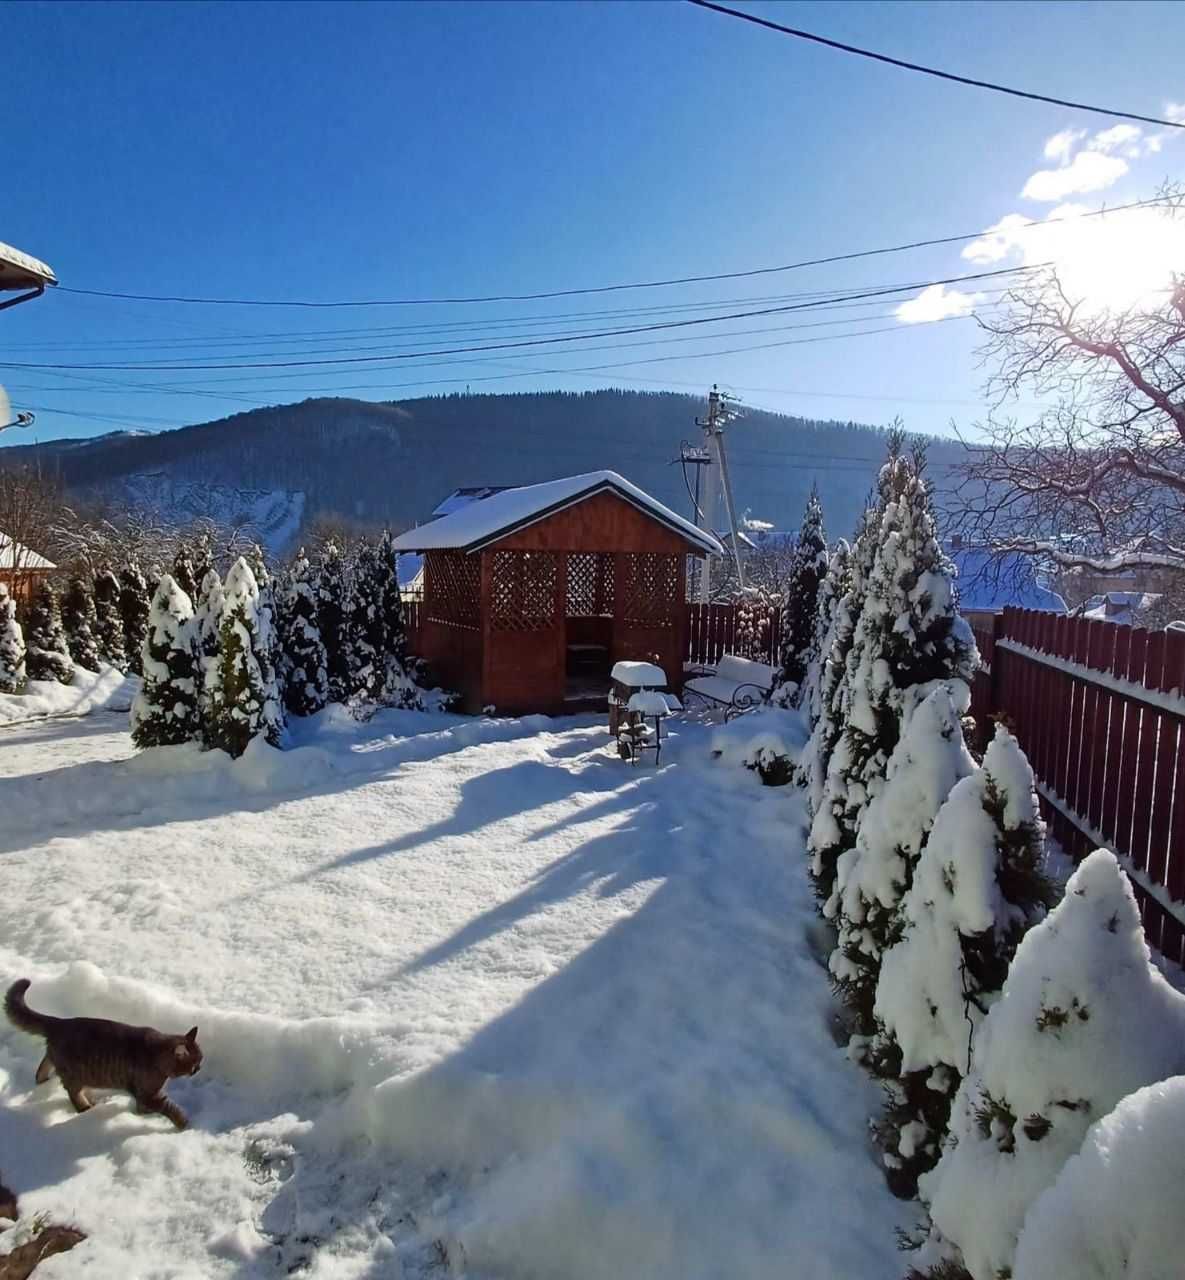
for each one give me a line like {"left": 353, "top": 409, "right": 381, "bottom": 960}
{"left": 0, "top": 707, "right": 904, "bottom": 1278}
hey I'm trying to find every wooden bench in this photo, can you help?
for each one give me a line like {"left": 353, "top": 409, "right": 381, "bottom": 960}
{"left": 683, "top": 655, "right": 776, "bottom": 720}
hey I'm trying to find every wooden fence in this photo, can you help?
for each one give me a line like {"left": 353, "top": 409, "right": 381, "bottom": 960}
{"left": 975, "top": 607, "right": 1185, "bottom": 967}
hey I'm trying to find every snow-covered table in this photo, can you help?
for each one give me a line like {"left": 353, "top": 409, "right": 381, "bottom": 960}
{"left": 616, "top": 686, "right": 681, "bottom": 767}
{"left": 608, "top": 661, "right": 671, "bottom": 739}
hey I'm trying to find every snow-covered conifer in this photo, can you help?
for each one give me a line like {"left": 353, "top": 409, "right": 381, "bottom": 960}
{"left": 119, "top": 561, "right": 151, "bottom": 676}
{"left": 797, "top": 537, "right": 848, "bottom": 735}
{"left": 206, "top": 558, "right": 283, "bottom": 756}
{"left": 774, "top": 486, "right": 827, "bottom": 698}
{"left": 347, "top": 539, "right": 387, "bottom": 699}
{"left": 0, "top": 582, "right": 26, "bottom": 694}
{"left": 873, "top": 725, "right": 1054, "bottom": 1194}
{"left": 918, "top": 850, "right": 1185, "bottom": 1280}
{"left": 24, "top": 583, "right": 73, "bottom": 685}
{"left": 130, "top": 575, "right": 199, "bottom": 748}
{"left": 193, "top": 568, "right": 225, "bottom": 730}
{"left": 829, "top": 683, "right": 976, "bottom": 1038}
{"left": 92, "top": 568, "right": 126, "bottom": 670}
{"left": 804, "top": 496, "right": 884, "bottom": 903}
{"left": 278, "top": 549, "right": 329, "bottom": 716}
{"left": 378, "top": 529, "right": 408, "bottom": 669}
{"left": 61, "top": 575, "right": 102, "bottom": 672}
{"left": 826, "top": 446, "right": 977, "bottom": 1025}
{"left": 191, "top": 530, "right": 214, "bottom": 588}
{"left": 246, "top": 544, "right": 284, "bottom": 724}
{"left": 317, "top": 540, "right": 352, "bottom": 703}
{"left": 1012, "top": 1076, "right": 1185, "bottom": 1280}
{"left": 171, "top": 546, "right": 199, "bottom": 604}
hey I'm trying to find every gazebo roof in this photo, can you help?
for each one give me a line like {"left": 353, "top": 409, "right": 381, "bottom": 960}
{"left": 0, "top": 531, "right": 56, "bottom": 571}
{"left": 391, "top": 471, "right": 723, "bottom": 556}
{"left": 0, "top": 242, "right": 57, "bottom": 291}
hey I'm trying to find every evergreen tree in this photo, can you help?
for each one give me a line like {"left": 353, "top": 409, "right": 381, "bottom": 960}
{"left": 875, "top": 725, "right": 1054, "bottom": 1196}
{"left": 193, "top": 568, "right": 225, "bottom": 731}
{"left": 171, "top": 546, "right": 199, "bottom": 604}
{"left": 24, "top": 583, "right": 73, "bottom": 685}
{"left": 61, "top": 575, "right": 102, "bottom": 672}
{"left": 377, "top": 528, "right": 421, "bottom": 707}
{"left": 347, "top": 539, "right": 387, "bottom": 699}
{"left": 278, "top": 549, "right": 329, "bottom": 716}
{"left": 92, "top": 568, "right": 127, "bottom": 670}
{"left": 774, "top": 486, "right": 827, "bottom": 698}
{"left": 798, "top": 537, "right": 850, "bottom": 742}
{"left": 206, "top": 558, "right": 283, "bottom": 757}
{"left": 918, "top": 851, "right": 1185, "bottom": 1280}
{"left": 246, "top": 544, "right": 284, "bottom": 724}
{"left": 191, "top": 530, "right": 215, "bottom": 587}
{"left": 119, "top": 561, "right": 151, "bottom": 677}
{"left": 0, "top": 582, "right": 26, "bottom": 694}
{"left": 317, "top": 540, "right": 352, "bottom": 703}
{"left": 129, "top": 575, "right": 200, "bottom": 748}
{"left": 804, "top": 498, "right": 884, "bottom": 904}
{"left": 826, "top": 445, "right": 977, "bottom": 1030}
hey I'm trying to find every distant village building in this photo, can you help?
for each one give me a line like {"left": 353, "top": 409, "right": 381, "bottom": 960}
{"left": 0, "top": 530, "right": 57, "bottom": 601}
{"left": 946, "top": 540, "right": 1066, "bottom": 628}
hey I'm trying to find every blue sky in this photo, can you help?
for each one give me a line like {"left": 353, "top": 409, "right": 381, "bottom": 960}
{"left": 2, "top": 0, "right": 1183, "bottom": 445}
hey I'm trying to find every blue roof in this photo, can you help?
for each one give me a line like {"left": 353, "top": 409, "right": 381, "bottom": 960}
{"left": 948, "top": 547, "right": 1066, "bottom": 613}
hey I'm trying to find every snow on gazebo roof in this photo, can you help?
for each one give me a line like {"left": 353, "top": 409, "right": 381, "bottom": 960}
{"left": 0, "top": 242, "right": 57, "bottom": 290}
{"left": 390, "top": 471, "right": 724, "bottom": 556}
{"left": 0, "top": 531, "right": 56, "bottom": 571}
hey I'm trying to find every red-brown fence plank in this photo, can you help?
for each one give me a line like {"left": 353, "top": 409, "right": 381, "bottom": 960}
{"left": 1085, "top": 621, "right": 1115, "bottom": 835}
{"left": 1098, "top": 626, "right": 1130, "bottom": 844}
{"left": 1129, "top": 630, "right": 1164, "bottom": 878}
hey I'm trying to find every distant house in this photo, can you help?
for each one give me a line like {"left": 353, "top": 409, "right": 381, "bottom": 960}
{"left": 1081, "top": 591, "right": 1161, "bottom": 626}
{"left": 0, "top": 530, "right": 57, "bottom": 601}
{"left": 947, "top": 542, "right": 1066, "bottom": 625}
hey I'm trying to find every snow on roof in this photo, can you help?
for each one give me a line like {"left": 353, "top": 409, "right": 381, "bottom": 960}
{"left": 0, "top": 531, "right": 56, "bottom": 571}
{"left": 391, "top": 471, "right": 724, "bottom": 556}
{"left": 0, "top": 241, "right": 57, "bottom": 290}
{"left": 430, "top": 486, "right": 515, "bottom": 518}
{"left": 947, "top": 547, "right": 1065, "bottom": 613}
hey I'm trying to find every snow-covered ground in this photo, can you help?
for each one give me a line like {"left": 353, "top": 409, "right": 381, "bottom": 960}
{"left": 0, "top": 707, "right": 905, "bottom": 1278}
{"left": 0, "top": 665, "right": 138, "bottom": 727}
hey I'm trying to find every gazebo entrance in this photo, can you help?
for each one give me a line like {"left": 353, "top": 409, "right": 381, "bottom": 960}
{"left": 393, "top": 472, "right": 721, "bottom": 716}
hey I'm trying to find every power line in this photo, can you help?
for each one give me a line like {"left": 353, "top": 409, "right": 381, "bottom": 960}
{"left": 686, "top": 0, "right": 1185, "bottom": 130}
{"left": 9, "top": 266, "right": 1035, "bottom": 372}
{"left": 52, "top": 196, "right": 1169, "bottom": 309}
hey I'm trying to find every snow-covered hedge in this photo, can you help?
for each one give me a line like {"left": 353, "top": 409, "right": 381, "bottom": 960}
{"left": 919, "top": 850, "right": 1185, "bottom": 1280}
{"left": 1012, "top": 1075, "right": 1185, "bottom": 1280}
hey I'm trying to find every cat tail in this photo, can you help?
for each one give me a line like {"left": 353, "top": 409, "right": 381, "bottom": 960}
{"left": 4, "top": 980, "right": 55, "bottom": 1037}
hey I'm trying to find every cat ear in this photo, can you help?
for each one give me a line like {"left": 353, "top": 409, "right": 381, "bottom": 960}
{"left": 186, "top": 1027, "right": 198, "bottom": 1043}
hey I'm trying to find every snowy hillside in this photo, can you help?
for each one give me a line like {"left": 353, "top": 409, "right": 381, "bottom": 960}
{"left": 0, "top": 708, "right": 905, "bottom": 1278}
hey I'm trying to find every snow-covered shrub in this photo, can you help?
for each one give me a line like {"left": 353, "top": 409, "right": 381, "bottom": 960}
{"left": 119, "top": 560, "right": 151, "bottom": 677}
{"left": 377, "top": 529, "right": 420, "bottom": 706}
{"left": 193, "top": 568, "right": 224, "bottom": 731}
{"left": 0, "top": 582, "right": 26, "bottom": 693}
{"left": 825, "top": 447, "right": 977, "bottom": 1026}
{"left": 24, "top": 582, "right": 73, "bottom": 685}
{"left": 919, "top": 850, "right": 1185, "bottom": 1280}
{"left": 92, "top": 568, "right": 126, "bottom": 670}
{"left": 246, "top": 544, "right": 284, "bottom": 728}
{"left": 278, "top": 549, "right": 329, "bottom": 717}
{"left": 348, "top": 539, "right": 388, "bottom": 700}
{"left": 797, "top": 537, "right": 849, "bottom": 737}
{"left": 709, "top": 706, "right": 808, "bottom": 786}
{"left": 775, "top": 485, "right": 827, "bottom": 697}
{"left": 874, "top": 726, "right": 1054, "bottom": 1194}
{"left": 733, "top": 585, "right": 777, "bottom": 664}
{"left": 206, "top": 558, "right": 283, "bottom": 757}
{"left": 130, "top": 574, "right": 200, "bottom": 748}
{"left": 830, "top": 682, "right": 976, "bottom": 1037}
{"left": 61, "top": 575, "right": 101, "bottom": 672}
{"left": 1012, "top": 1075, "right": 1185, "bottom": 1280}
{"left": 318, "top": 539, "right": 353, "bottom": 704}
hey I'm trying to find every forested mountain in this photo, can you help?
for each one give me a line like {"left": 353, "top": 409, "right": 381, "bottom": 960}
{"left": 3, "top": 391, "right": 968, "bottom": 549}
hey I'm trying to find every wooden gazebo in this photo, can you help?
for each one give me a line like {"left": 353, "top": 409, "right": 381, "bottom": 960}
{"left": 391, "top": 471, "right": 722, "bottom": 715}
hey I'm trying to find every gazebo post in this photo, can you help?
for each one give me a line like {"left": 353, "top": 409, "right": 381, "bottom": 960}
{"left": 479, "top": 549, "right": 493, "bottom": 712}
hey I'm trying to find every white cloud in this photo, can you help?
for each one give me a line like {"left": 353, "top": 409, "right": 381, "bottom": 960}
{"left": 1090, "top": 123, "right": 1142, "bottom": 156}
{"left": 1166, "top": 102, "right": 1185, "bottom": 123}
{"left": 1044, "top": 128, "right": 1086, "bottom": 162}
{"left": 962, "top": 213, "right": 1033, "bottom": 264}
{"left": 1021, "top": 148, "right": 1129, "bottom": 201}
{"left": 895, "top": 284, "right": 981, "bottom": 325}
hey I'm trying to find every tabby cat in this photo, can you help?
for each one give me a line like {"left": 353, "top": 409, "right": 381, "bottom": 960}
{"left": 4, "top": 979, "right": 202, "bottom": 1130}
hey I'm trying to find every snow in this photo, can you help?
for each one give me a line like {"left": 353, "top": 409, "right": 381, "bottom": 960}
{"left": 626, "top": 690, "right": 675, "bottom": 716}
{"left": 0, "top": 707, "right": 905, "bottom": 1278}
{"left": 922, "top": 850, "right": 1185, "bottom": 1280}
{"left": 0, "top": 663, "right": 137, "bottom": 726}
{"left": 1012, "top": 1076, "right": 1185, "bottom": 1280}
{"left": 390, "top": 470, "right": 723, "bottom": 556}
{"left": 996, "top": 637, "right": 1185, "bottom": 716}
{"left": 709, "top": 705, "right": 809, "bottom": 770}
{"left": 0, "top": 531, "right": 56, "bottom": 571}
{"left": 610, "top": 659, "right": 667, "bottom": 687}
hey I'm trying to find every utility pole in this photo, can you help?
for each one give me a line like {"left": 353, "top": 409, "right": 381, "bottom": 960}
{"left": 695, "top": 385, "right": 745, "bottom": 601}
